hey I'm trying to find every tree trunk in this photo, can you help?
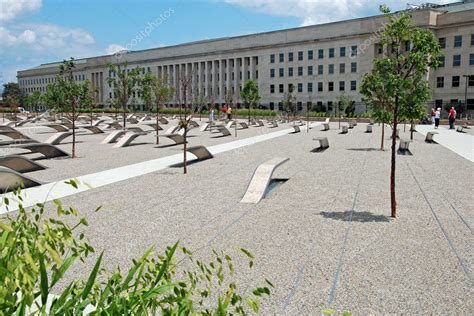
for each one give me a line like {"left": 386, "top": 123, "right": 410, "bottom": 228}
{"left": 123, "top": 104, "right": 126, "bottom": 128}
{"left": 410, "top": 119, "right": 414, "bottom": 140}
{"left": 72, "top": 100, "right": 76, "bottom": 159}
{"left": 380, "top": 123, "right": 385, "bottom": 151}
{"left": 156, "top": 107, "right": 160, "bottom": 145}
{"left": 183, "top": 128, "right": 187, "bottom": 174}
{"left": 390, "top": 105, "right": 398, "bottom": 218}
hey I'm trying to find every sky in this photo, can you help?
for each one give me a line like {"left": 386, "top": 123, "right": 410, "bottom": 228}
{"left": 0, "top": 0, "right": 454, "bottom": 87}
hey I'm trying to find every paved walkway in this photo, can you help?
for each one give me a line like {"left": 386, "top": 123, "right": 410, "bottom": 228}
{"left": 416, "top": 125, "right": 474, "bottom": 162}
{"left": 0, "top": 122, "right": 319, "bottom": 214}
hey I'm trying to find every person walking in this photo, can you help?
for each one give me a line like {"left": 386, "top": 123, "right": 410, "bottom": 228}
{"left": 448, "top": 106, "right": 456, "bottom": 129}
{"left": 210, "top": 107, "right": 215, "bottom": 123}
{"left": 430, "top": 108, "right": 435, "bottom": 126}
{"left": 434, "top": 107, "right": 441, "bottom": 129}
{"left": 221, "top": 104, "right": 227, "bottom": 120}
{"left": 227, "top": 106, "right": 232, "bottom": 121}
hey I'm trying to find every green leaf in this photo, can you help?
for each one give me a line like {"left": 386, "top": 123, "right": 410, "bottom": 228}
{"left": 321, "top": 308, "right": 337, "bottom": 314}
{"left": 50, "top": 255, "right": 78, "bottom": 289}
{"left": 39, "top": 253, "right": 49, "bottom": 306}
{"left": 81, "top": 252, "right": 103, "bottom": 300}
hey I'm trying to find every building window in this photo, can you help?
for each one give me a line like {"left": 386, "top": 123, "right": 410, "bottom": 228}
{"left": 308, "top": 50, "right": 313, "bottom": 60}
{"left": 297, "top": 102, "right": 303, "bottom": 111}
{"left": 298, "top": 66, "right": 303, "bottom": 76}
{"left": 328, "top": 64, "right": 334, "bottom": 74}
{"left": 471, "top": 34, "right": 474, "bottom": 46}
{"left": 270, "top": 84, "right": 275, "bottom": 93}
{"left": 307, "top": 82, "right": 313, "bottom": 92}
{"left": 288, "top": 67, "right": 294, "bottom": 77}
{"left": 351, "top": 62, "right": 357, "bottom": 73}
{"left": 308, "top": 66, "right": 313, "bottom": 76}
{"left": 297, "top": 83, "right": 303, "bottom": 93}
{"left": 279, "top": 53, "right": 284, "bottom": 62}
{"left": 270, "top": 102, "right": 275, "bottom": 110}
{"left": 328, "top": 82, "right": 334, "bottom": 92}
{"left": 439, "top": 37, "right": 446, "bottom": 48}
{"left": 339, "top": 81, "right": 345, "bottom": 91}
{"left": 279, "top": 68, "right": 284, "bottom": 77}
{"left": 288, "top": 52, "right": 294, "bottom": 62}
{"left": 329, "top": 48, "right": 335, "bottom": 58}
{"left": 404, "top": 41, "right": 411, "bottom": 51}
{"left": 469, "top": 53, "right": 474, "bottom": 65}
{"left": 438, "top": 56, "right": 445, "bottom": 67}
{"left": 452, "top": 76, "right": 460, "bottom": 87}
{"left": 436, "top": 77, "right": 444, "bottom": 88}
{"left": 318, "top": 49, "right": 324, "bottom": 59}
{"left": 288, "top": 84, "right": 294, "bottom": 93}
{"left": 454, "top": 35, "right": 462, "bottom": 48}
{"left": 339, "top": 63, "right": 345, "bottom": 74}
{"left": 469, "top": 76, "right": 474, "bottom": 87}
{"left": 340, "top": 47, "right": 346, "bottom": 57}
{"left": 279, "top": 84, "right": 284, "bottom": 93}
{"left": 298, "top": 51, "right": 303, "bottom": 61}
{"left": 350, "top": 80, "right": 357, "bottom": 91}
{"left": 453, "top": 55, "right": 461, "bottom": 67}
{"left": 467, "top": 99, "right": 474, "bottom": 110}
{"left": 318, "top": 82, "right": 323, "bottom": 92}
{"left": 351, "top": 45, "right": 358, "bottom": 57}
{"left": 270, "top": 54, "right": 275, "bottom": 63}
{"left": 318, "top": 65, "right": 323, "bottom": 75}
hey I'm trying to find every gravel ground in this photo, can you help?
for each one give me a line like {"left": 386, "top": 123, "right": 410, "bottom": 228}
{"left": 2, "top": 120, "right": 473, "bottom": 314}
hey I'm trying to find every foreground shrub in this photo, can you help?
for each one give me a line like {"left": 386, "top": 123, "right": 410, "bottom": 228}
{"left": 0, "top": 186, "right": 271, "bottom": 315}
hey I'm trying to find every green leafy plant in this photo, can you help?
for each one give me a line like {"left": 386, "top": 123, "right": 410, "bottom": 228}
{"left": 0, "top": 187, "right": 272, "bottom": 315}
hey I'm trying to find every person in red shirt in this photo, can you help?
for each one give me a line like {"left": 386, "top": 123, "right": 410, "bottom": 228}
{"left": 430, "top": 108, "right": 435, "bottom": 126}
{"left": 448, "top": 106, "right": 456, "bottom": 129}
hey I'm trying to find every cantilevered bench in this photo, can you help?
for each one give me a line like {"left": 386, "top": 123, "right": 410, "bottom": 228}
{"left": 268, "top": 121, "right": 278, "bottom": 128}
{"left": 0, "top": 129, "right": 35, "bottom": 140}
{"left": 82, "top": 126, "right": 104, "bottom": 134}
{"left": 200, "top": 122, "right": 211, "bottom": 131}
{"left": 391, "top": 129, "right": 400, "bottom": 139}
{"left": 45, "top": 132, "right": 73, "bottom": 145}
{"left": 163, "top": 133, "right": 186, "bottom": 145}
{"left": 348, "top": 122, "right": 355, "bottom": 129}
{"left": 113, "top": 132, "right": 147, "bottom": 148}
{"left": 189, "top": 120, "right": 200, "bottom": 128}
{"left": 366, "top": 125, "right": 373, "bottom": 133}
{"left": 215, "top": 125, "right": 232, "bottom": 137}
{"left": 240, "top": 157, "right": 290, "bottom": 204}
{"left": 165, "top": 126, "right": 180, "bottom": 134}
{"left": 256, "top": 120, "right": 265, "bottom": 127}
{"left": 127, "top": 117, "right": 139, "bottom": 124}
{"left": 159, "top": 117, "right": 169, "bottom": 124}
{"left": 101, "top": 130, "right": 127, "bottom": 144}
{"left": 226, "top": 121, "right": 236, "bottom": 129}
{"left": 238, "top": 122, "right": 249, "bottom": 129}
{"left": 0, "top": 166, "right": 43, "bottom": 193}
{"left": 341, "top": 125, "right": 349, "bottom": 134}
{"left": 45, "top": 124, "right": 69, "bottom": 132}
{"left": 15, "top": 119, "right": 32, "bottom": 127}
{"left": 92, "top": 119, "right": 105, "bottom": 127}
{"left": 142, "top": 122, "right": 163, "bottom": 131}
{"left": 457, "top": 125, "right": 468, "bottom": 133}
{"left": 398, "top": 139, "right": 412, "bottom": 154}
{"left": 0, "top": 155, "right": 46, "bottom": 173}
{"left": 12, "top": 143, "right": 69, "bottom": 159}
{"left": 291, "top": 125, "right": 301, "bottom": 133}
{"left": 311, "top": 137, "right": 329, "bottom": 152}
{"left": 321, "top": 123, "right": 330, "bottom": 131}
{"left": 425, "top": 131, "right": 438, "bottom": 143}
{"left": 186, "top": 145, "right": 213, "bottom": 161}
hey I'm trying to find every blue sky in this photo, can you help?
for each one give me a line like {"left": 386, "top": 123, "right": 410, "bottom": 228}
{"left": 0, "top": 0, "right": 452, "bottom": 86}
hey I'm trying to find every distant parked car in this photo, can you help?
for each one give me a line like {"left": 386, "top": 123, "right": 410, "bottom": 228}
{"left": 18, "top": 107, "right": 30, "bottom": 114}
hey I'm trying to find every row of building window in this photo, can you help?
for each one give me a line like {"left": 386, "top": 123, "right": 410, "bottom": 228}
{"left": 270, "top": 81, "right": 357, "bottom": 94}
{"left": 439, "top": 34, "right": 474, "bottom": 49}
{"left": 20, "top": 74, "right": 87, "bottom": 86}
{"left": 440, "top": 54, "right": 474, "bottom": 67}
{"left": 436, "top": 76, "right": 474, "bottom": 88}
{"left": 271, "top": 63, "right": 357, "bottom": 78}
{"left": 270, "top": 46, "right": 358, "bottom": 63}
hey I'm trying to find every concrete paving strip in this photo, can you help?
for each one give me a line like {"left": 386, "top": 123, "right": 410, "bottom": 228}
{"left": 416, "top": 125, "right": 474, "bottom": 162}
{"left": 0, "top": 122, "right": 320, "bottom": 214}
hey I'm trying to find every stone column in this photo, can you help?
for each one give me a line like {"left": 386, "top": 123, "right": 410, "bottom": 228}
{"left": 226, "top": 59, "right": 231, "bottom": 101}
{"left": 219, "top": 59, "right": 224, "bottom": 102}
{"left": 234, "top": 58, "right": 240, "bottom": 101}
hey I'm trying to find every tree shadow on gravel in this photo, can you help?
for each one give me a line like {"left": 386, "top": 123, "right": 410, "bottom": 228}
{"left": 346, "top": 148, "right": 380, "bottom": 152}
{"left": 319, "top": 210, "right": 391, "bottom": 222}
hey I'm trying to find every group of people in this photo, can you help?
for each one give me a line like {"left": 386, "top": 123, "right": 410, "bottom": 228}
{"left": 430, "top": 107, "right": 457, "bottom": 129}
{"left": 209, "top": 104, "right": 233, "bottom": 122}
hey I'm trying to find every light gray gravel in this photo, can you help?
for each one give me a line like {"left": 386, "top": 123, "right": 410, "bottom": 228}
{"left": 2, "top": 120, "right": 473, "bottom": 314}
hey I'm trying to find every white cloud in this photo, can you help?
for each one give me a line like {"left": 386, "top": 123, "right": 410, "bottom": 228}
{"left": 0, "top": 26, "right": 36, "bottom": 45}
{"left": 0, "top": 0, "right": 42, "bottom": 22}
{"left": 224, "top": 0, "right": 454, "bottom": 26}
{"left": 105, "top": 43, "right": 126, "bottom": 55}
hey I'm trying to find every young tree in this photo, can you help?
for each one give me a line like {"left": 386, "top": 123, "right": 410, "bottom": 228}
{"left": 177, "top": 74, "right": 193, "bottom": 174}
{"left": 78, "top": 80, "right": 97, "bottom": 126}
{"left": 337, "top": 93, "right": 352, "bottom": 129}
{"left": 193, "top": 92, "right": 206, "bottom": 121}
{"left": 139, "top": 73, "right": 174, "bottom": 144}
{"left": 106, "top": 63, "right": 140, "bottom": 128}
{"left": 240, "top": 80, "right": 260, "bottom": 124}
{"left": 56, "top": 58, "right": 86, "bottom": 158}
{"left": 282, "top": 85, "right": 296, "bottom": 124}
{"left": 25, "top": 91, "right": 42, "bottom": 113}
{"left": 42, "top": 81, "right": 66, "bottom": 120}
{"left": 399, "top": 93, "right": 426, "bottom": 140}
{"left": 360, "top": 5, "right": 441, "bottom": 218}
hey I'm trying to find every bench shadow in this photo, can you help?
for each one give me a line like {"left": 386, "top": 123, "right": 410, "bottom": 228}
{"left": 397, "top": 149, "right": 413, "bottom": 156}
{"left": 319, "top": 210, "right": 390, "bottom": 222}
{"left": 310, "top": 147, "right": 329, "bottom": 153}
{"left": 154, "top": 143, "right": 186, "bottom": 148}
